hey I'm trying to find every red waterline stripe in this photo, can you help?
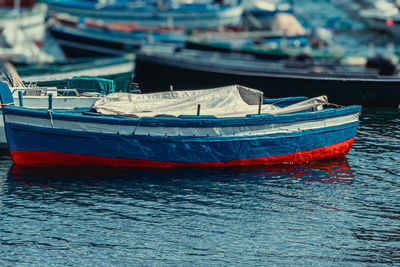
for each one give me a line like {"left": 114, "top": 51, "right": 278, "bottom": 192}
{"left": 10, "top": 138, "right": 355, "bottom": 167}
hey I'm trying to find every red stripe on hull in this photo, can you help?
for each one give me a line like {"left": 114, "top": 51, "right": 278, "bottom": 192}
{"left": 10, "top": 138, "right": 355, "bottom": 167}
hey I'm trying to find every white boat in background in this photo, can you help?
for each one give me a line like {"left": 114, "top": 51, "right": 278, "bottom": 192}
{"left": 0, "top": 22, "right": 54, "bottom": 64}
{"left": 0, "top": 1, "right": 50, "bottom": 64}
{"left": 0, "top": 2, "right": 46, "bottom": 43}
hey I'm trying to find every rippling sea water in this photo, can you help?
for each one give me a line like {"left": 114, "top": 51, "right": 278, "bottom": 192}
{"left": 0, "top": 108, "right": 399, "bottom": 266}
{"left": 1, "top": 1, "right": 400, "bottom": 265}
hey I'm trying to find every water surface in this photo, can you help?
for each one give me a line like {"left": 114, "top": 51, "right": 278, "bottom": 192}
{"left": 0, "top": 108, "right": 399, "bottom": 266}
{"left": 1, "top": 1, "right": 400, "bottom": 265}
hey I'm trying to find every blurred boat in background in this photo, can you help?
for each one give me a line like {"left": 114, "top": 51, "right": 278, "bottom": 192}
{"left": 359, "top": 0, "right": 399, "bottom": 32}
{"left": 43, "top": 1, "right": 312, "bottom": 59}
{"left": 45, "top": 0, "right": 243, "bottom": 29}
{"left": 47, "top": 14, "right": 190, "bottom": 57}
{"left": 0, "top": 0, "right": 51, "bottom": 65}
{"left": 134, "top": 45, "right": 400, "bottom": 106}
{"left": 334, "top": 0, "right": 400, "bottom": 41}
{"left": 17, "top": 55, "right": 135, "bottom": 91}
{"left": 186, "top": 13, "right": 345, "bottom": 60}
{"left": 1, "top": 0, "right": 399, "bottom": 110}
{"left": 0, "top": 0, "right": 46, "bottom": 43}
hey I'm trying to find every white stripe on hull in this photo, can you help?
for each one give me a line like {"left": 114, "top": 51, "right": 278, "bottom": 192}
{"left": 5, "top": 113, "right": 359, "bottom": 137}
{"left": 0, "top": 97, "right": 102, "bottom": 147}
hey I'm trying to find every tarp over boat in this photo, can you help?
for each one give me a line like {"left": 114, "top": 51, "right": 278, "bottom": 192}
{"left": 93, "top": 85, "right": 328, "bottom": 118}
{"left": 67, "top": 76, "right": 116, "bottom": 94}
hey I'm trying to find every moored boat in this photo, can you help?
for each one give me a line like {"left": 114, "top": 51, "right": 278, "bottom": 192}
{"left": 0, "top": 83, "right": 361, "bottom": 167}
{"left": 185, "top": 33, "right": 344, "bottom": 60}
{"left": 358, "top": 13, "right": 400, "bottom": 40}
{"left": 17, "top": 55, "right": 135, "bottom": 92}
{"left": 47, "top": 15, "right": 189, "bottom": 57}
{"left": 186, "top": 13, "right": 345, "bottom": 60}
{"left": 46, "top": 0, "right": 243, "bottom": 29}
{"left": 0, "top": 2, "right": 46, "bottom": 43}
{"left": 134, "top": 46, "right": 400, "bottom": 106}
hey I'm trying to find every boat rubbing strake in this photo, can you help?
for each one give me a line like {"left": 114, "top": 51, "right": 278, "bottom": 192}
{"left": 0, "top": 83, "right": 361, "bottom": 167}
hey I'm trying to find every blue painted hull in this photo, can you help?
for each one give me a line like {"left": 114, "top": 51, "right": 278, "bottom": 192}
{"left": 2, "top": 105, "right": 360, "bottom": 167}
{"left": 46, "top": 0, "right": 243, "bottom": 29}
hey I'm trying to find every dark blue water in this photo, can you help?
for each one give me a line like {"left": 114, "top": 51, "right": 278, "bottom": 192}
{"left": 0, "top": 108, "right": 399, "bottom": 266}
{"left": 2, "top": 1, "right": 400, "bottom": 265}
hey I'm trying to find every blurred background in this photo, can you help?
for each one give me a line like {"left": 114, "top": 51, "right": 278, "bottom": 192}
{"left": 1, "top": 0, "right": 400, "bottom": 106}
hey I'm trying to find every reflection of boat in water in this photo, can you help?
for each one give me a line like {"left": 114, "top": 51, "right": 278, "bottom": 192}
{"left": 8, "top": 157, "right": 353, "bottom": 186}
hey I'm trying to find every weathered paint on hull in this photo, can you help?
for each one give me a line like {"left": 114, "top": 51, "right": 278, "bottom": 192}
{"left": 10, "top": 138, "right": 355, "bottom": 167}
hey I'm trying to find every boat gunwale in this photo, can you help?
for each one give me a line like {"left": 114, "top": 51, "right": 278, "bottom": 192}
{"left": 6, "top": 120, "right": 359, "bottom": 142}
{"left": 136, "top": 52, "right": 400, "bottom": 82}
{"left": 49, "top": 24, "right": 185, "bottom": 46}
{"left": 2, "top": 105, "right": 361, "bottom": 128}
{"left": 47, "top": 1, "right": 242, "bottom": 15}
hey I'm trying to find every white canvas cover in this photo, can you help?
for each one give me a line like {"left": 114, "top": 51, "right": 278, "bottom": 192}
{"left": 93, "top": 85, "right": 328, "bottom": 118}
{"left": 270, "top": 13, "right": 306, "bottom": 36}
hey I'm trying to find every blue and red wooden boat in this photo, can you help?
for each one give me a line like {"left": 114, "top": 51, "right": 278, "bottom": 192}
{"left": 0, "top": 83, "right": 361, "bottom": 167}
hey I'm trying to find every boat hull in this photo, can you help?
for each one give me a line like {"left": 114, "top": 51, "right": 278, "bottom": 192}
{"left": 0, "top": 96, "right": 102, "bottom": 148}
{"left": 49, "top": 26, "right": 127, "bottom": 58}
{"left": 134, "top": 53, "right": 400, "bottom": 107}
{"left": 47, "top": 2, "right": 243, "bottom": 29}
{"left": 10, "top": 138, "right": 355, "bottom": 167}
{"left": 49, "top": 25, "right": 185, "bottom": 58}
{"left": 3, "top": 105, "right": 360, "bottom": 167}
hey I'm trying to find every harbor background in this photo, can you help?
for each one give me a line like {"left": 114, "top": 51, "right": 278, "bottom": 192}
{"left": 0, "top": 0, "right": 400, "bottom": 265}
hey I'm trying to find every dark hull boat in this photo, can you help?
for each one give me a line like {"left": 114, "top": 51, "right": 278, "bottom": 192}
{"left": 134, "top": 47, "right": 400, "bottom": 106}
{"left": 48, "top": 19, "right": 187, "bottom": 58}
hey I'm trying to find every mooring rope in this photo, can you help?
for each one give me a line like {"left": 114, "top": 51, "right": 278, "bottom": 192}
{"left": 48, "top": 110, "right": 54, "bottom": 128}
